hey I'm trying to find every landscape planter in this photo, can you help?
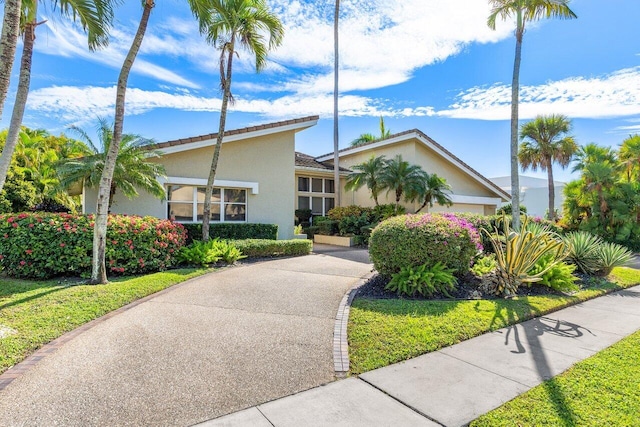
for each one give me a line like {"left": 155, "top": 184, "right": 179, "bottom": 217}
{"left": 314, "top": 234, "right": 356, "bottom": 247}
{"left": 292, "top": 234, "right": 308, "bottom": 240}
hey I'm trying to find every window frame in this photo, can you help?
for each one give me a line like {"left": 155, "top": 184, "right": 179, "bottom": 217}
{"left": 167, "top": 185, "right": 247, "bottom": 223}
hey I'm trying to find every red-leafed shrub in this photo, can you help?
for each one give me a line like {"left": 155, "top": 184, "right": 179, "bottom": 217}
{"left": 0, "top": 213, "right": 186, "bottom": 279}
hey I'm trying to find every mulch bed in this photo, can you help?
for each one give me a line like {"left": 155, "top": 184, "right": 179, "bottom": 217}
{"left": 356, "top": 272, "right": 565, "bottom": 301}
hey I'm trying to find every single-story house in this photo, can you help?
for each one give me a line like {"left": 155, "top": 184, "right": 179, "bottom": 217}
{"left": 491, "top": 175, "right": 566, "bottom": 218}
{"left": 82, "top": 116, "right": 510, "bottom": 239}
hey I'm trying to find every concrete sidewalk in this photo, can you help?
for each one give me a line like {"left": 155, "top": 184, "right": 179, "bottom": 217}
{"left": 203, "top": 285, "right": 640, "bottom": 427}
{"left": 0, "top": 253, "right": 373, "bottom": 426}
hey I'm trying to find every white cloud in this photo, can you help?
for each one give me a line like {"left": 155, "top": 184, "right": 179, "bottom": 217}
{"left": 439, "top": 67, "right": 640, "bottom": 120}
{"left": 26, "top": 85, "right": 436, "bottom": 122}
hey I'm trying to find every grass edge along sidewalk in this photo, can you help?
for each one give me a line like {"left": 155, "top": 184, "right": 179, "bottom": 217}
{"left": 0, "top": 268, "right": 210, "bottom": 375}
{"left": 348, "top": 267, "right": 640, "bottom": 375}
{"left": 471, "top": 327, "right": 640, "bottom": 426}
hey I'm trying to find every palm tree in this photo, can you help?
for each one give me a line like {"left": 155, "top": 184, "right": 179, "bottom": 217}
{"left": 379, "top": 154, "right": 427, "bottom": 211}
{"left": 0, "top": 0, "right": 22, "bottom": 120}
{"left": 332, "top": 0, "right": 341, "bottom": 213}
{"left": 410, "top": 173, "right": 453, "bottom": 214}
{"left": 91, "top": 0, "right": 210, "bottom": 283}
{"left": 344, "top": 155, "right": 387, "bottom": 206}
{"left": 572, "top": 143, "right": 616, "bottom": 173}
{"left": 58, "top": 119, "right": 166, "bottom": 211}
{"left": 488, "top": 0, "right": 577, "bottom": 229}
{"left": 518, "top": 114, "right": 578, "bottom": 220}
{"left": 350, "top": 116, "right": 391, "bottom": 147}
{"left": 582, "top": 161, "right": 616, "bottom": 224}
{"left": 200, "top": 0, "right": 284, "bottom": 241}
{"left": 0, "top": 0, "right": 112, "bottom": 195}
{"left": 619, "top": 134, "right": 640, "bottom": 182}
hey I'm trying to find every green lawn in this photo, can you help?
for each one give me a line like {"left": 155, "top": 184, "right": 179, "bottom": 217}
{"left": 471, "top": 329, "right": 640, "bottom": 426}
{"left": 348, "top": 267, "right": 640, "bottom": 375}
{"left": 0, "top": 268, "right": 209, "bottom": 374}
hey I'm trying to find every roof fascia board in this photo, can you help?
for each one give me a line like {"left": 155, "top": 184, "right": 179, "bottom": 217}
{"left": 158, "top": 119, "right": 318, "bottom": 155}
{"left": 315, "top": 134, "right": 412, "bottom": 162}
{"left": 159, "top": 176, "right": 259, "bottom": 194}
{"left": 295, "top": 166, "right": 350, "bottom": 176}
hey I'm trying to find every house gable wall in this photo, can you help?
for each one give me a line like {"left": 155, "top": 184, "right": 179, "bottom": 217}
{"left": 84, "top": 131, "right": 296, "bottom": 239}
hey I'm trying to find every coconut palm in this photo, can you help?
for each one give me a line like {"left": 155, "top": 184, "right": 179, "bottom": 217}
{"left": 0, "top": 0, "right": 22, "bottom": 120}
{"left": 518, "top": 114, "right": 578, "bottom": 220}
{"left": 344, "top": 155, "right": 387, "bottom": 206}
{"left": 0, "top": 0, "right": 113, "bottom": 195}
{"left": 619, "top": 134, "right": 640, "bottom": 182}
{"left": 58, "top": 119, "right": 166, "bottom": 211}
{"left": 409, "top": 173, "right": 453, "bottom": 214}
{"left": 91, "top": 0, "right": 211, "bottom": 284}
{"left": 350, "top": 116, "right": 391, "bottom": 147}
{"left": 200, "top": 0, "right": 284, "bottom": 241}
{"left": 379, "top": 154, "right": 427, "bottom": 210}
{"left": 332, "top": 0, "right": 341, "bottom": 211}
{"left": 488, "top": 0, "right": 577, "bottom": 229}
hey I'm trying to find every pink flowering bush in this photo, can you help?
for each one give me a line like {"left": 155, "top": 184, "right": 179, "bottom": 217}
{"left": 0, "top": 213, "right": 186, "bottom": 279}
{"left": 369, "top": 213, "right": 483, "bottom": 277}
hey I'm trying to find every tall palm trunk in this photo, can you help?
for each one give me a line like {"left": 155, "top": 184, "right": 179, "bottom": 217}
{"left": 332, "top": 0, "right": 341, "bottom": 208}
{"left": 91, "top": 0, "right": 154, "bottom": 284}
{"left": 0, "top": 0, "right": 22, "bottom": 120}
{"left": 510, "top": 9, "right": 523, "bottom": 229}
{"left": 202, "top": 38, "right": 235, "bottom": 241}
{"left": 0, "top": 13, "right": 39, "bottom": 193}
{"left": 546, "top": 158, "right": 555, "bottom": 221}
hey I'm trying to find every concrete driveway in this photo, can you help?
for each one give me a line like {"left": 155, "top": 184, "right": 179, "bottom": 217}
{"left": 0, "top": 252, "right": 372, "bottom": 427}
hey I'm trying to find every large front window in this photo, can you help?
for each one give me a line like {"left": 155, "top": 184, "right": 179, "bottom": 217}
{"left": 297, "top": 176, "right": 335, "bottom": 216}
{"left": 167, "top": 185, "right": 247, "bottom": 222}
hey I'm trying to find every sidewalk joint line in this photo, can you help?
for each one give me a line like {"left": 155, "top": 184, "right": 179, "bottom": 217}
{"left": 356, "top": 377, "right": 447, "bottom": 426}
{"left": 438, "top": 351, "right": 534, "bottom": 389}
{"left": 255, "top": 406, "right": 275, "bottom": 427}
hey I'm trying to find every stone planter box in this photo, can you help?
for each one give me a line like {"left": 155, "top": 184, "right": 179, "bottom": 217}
{"left": 313, "top": 234, "right": 355, "bottom": 247}
{"left": 292, "top": 234, "right": 308, "bottom": 240}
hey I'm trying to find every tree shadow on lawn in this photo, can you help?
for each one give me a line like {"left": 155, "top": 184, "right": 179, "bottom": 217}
{"left": 0, "top": 278, "right": 74, "bottom": 311}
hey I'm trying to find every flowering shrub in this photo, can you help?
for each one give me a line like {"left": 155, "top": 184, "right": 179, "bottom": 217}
{"left": 0, "top": 213, "right": 186, "bottom": 279}
{"left": 369, "top": 213, "right": 482, "bottom": 277}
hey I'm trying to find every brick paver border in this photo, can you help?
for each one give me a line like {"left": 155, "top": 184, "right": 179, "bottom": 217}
{"left": 0, "top": 270, "right": 220, "bottom": 392}
{"left": 333, "top": 271, "right": 375, "bottom": 376}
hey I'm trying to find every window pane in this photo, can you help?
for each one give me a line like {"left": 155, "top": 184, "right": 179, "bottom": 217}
{"left": 168, "top": 203, "right": 193, "bottom": 222}
{"left": 312, "top": 197, "right": 323, "bottom": 215}
{"left": 224, "top": 188, "right": 246, "bottom": 203}
{"left": 325, "top": 197, "right": 335, "bottom": 214}
{"left": 325, "top": 179, "right": 335, "bottom": 194}
{"left": 312, "top": 178, "right": 323, "bottom": 193}
{"left": 298, "top": 196, "right": 310, "bottom": 210}
{"left": 225, "top": 204, "right": 246, "bottom": 222}
{"left": 167, "top": 185, "right": 193, "bottom": 202}
{"left": 298, "top": 177, "right": 309, "bottom": 192}
{"left": 196, "top": 187, "right": 220, "bottom": 203}
{"left": 196, "top": 203, "right": 220, "bottom": 221}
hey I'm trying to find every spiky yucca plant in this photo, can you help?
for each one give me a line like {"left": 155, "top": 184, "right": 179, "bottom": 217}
{"left": 595, "top": 242, "right": 633, "bottom": 276}
{"left": 562, "top": 231, "right": 602, "bottom": 274}
{"left": 484, "top": 215, "right": 567, "bottom": 296}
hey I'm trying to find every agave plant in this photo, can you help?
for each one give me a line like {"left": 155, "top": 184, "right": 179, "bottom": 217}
{"left": 484, "top": 215, "right": 567, "bottom": 296}
{"left": 595, "top": 242, "right": 633, "bottom": 276}
{"left": 562, "top": 231, "right": 603, "bottom": 274}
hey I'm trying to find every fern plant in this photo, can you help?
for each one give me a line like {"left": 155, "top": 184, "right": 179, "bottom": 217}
{"left": 178, "top": 239, "right": 246, "bottom": 266}
{"left": 484, "top": 215, "right": 567, "bottom": 296}
{"left": 471, "top": 255, "right": 497, "bottom": 276}
{"left": 385, "top": 262, "right": 457, "bottom": 298}
{"left": 528, "top": 254, "right": 578, "bottom": 293}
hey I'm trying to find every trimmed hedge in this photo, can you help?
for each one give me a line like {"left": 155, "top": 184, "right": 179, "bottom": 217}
{"left": 183, "top": 223, "right": 278, "bottom": 243}
{"left": 232, "top": 239, "right": 312, "bottom": 257}
{"left": 369, "top": 213, "right": 482, "bottom": 277}
{"left": 0, "top": 213, "right": 186, "bottom": 279}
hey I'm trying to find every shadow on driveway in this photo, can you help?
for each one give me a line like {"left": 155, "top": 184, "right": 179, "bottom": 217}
{"left": 312, "top": 243, "right": 372, "bottom": 265}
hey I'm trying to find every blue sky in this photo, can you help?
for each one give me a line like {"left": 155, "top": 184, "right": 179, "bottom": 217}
{"left": 2, "top": 0, "right": 639, "bottom": 183}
